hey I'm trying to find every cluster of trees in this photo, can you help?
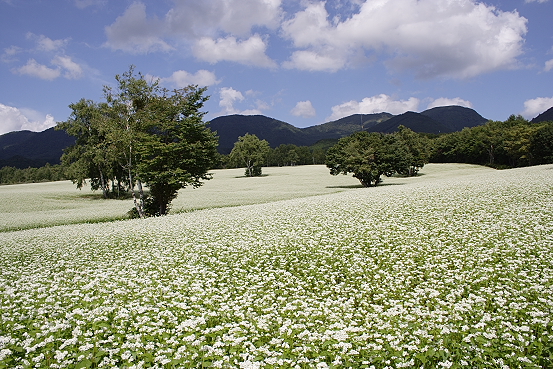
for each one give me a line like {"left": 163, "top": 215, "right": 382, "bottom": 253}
{"left": 56, "top": 66, "right": 219, "bottom": 217}
{"left": 431, "top": 115, "right": 553, "bottom": 168}
{"left": 325, "top": 126, "right": 431, "bottom": 186}
{"left": 0, "top": 163, "right": 66, "bottom": 185}
{"left": 223, "top": 134, "right": 328, "bottom": 176}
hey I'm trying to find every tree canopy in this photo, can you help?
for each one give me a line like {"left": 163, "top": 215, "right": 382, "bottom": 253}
{"left": 229, "top": 133, "right": 271, "bottom": 177}
{"left": 57, "top": 66, "right": 219, "bottom": 217}
{"left": 325, "top": 128, "right": 429, "bottom": 187}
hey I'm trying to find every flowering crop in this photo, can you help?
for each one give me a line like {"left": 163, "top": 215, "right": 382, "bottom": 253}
{"left": 0, "top": 164, "right": 552, "bottom": 368}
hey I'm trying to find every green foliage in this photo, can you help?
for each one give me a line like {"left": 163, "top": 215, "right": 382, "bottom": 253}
{"left": 431, "top": 115, "right": 553, "bottom": 168}
{"left": 229, "top": 133, "right": 271, "bottom": 176}
{"left": 326, "top": 128, "right": 429, "bottom": 187}
{"left": 0, "top": 163, "right": 67, "bottom": 185}
{"left": 57, "top": 66, "right": 219, "bottom": 216}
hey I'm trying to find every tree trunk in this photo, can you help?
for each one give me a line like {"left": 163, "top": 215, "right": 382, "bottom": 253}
{"left": 98, "top": 166, "right": 108, "bottom": 199}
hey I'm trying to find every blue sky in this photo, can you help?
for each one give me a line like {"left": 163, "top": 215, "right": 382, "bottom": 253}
{"left": 0, "top": 0, "right": 552, "bottom": 135}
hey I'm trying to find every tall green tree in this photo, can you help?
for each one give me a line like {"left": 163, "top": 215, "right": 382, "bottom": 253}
{"left": 326, "top": 131, "right": 405, "bottom": 187}
{"left": 58, "top": 66, "right": 219, "bottom": 217}
{"left": 57, "top": 99, "right": 123, "bottom": 199}
{"left": 394, "top": 125, "right": 430, "bottom": 176}
{"left": 229, "top": 133, "right": 270, "bottom": 176}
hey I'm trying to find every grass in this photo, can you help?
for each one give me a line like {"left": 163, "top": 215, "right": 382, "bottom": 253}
{"left": 0, "top": 163, "right": 552, "bottom": 368}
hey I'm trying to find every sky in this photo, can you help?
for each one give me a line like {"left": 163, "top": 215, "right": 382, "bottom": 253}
{"left": 0, "top": 0, "right": 552, "bottom": 135}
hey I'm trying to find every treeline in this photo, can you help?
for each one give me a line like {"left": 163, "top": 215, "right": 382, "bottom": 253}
{"left": 2, "top": 115, "right": 553, "bottom": 186}
{"left": 219, "top": 142, "right": 329, "bottom": 169}
{"left": 0, "top": 163, "right": 66, "bottom": 185}
{"left": 431, "top": 115, "right": 553, "bottom": 168}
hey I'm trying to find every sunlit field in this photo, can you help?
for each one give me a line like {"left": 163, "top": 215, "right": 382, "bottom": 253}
{"left": 0, "top": 165, "right": 368, "bottom": 232}
{"left": 1, "top": 164, "right": 552, "bottom": 368}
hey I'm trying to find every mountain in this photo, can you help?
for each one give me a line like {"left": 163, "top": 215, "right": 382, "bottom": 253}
{"left": 365, "top": 106, "right": 488, "bottom": 134}
{"left": 0, "top": 105, "right": 491, "bottom": 167}
{"left": 531, "top": 106, "right": 553, "bottom": 123}
{"left": 302, "top": 113, "right": 393, "bottom": 141}
{"left": 421, "top": 105, "right": 488, "bottom": 131}
{"left": 0, "top": 127, "right": 75, "bottom": 168}
{"left": 208, "top": 115, "right": 310, "bottom": 154}
{"left": 367, "top": 111, "right": 449, "bottom": 134}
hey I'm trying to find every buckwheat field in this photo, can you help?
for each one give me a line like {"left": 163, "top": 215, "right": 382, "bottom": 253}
{"left": 1, "top": 164, "right": 552, "bottom": 368}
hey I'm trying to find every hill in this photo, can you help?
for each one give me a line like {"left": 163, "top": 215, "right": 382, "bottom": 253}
{"left": 421, "top": 105, "right": 488, "bottom": 131}
{"left": 531, "top": 106, "right": 553, "bottom": 123}
{"left": 207, "top": 115, "right": 309, "bottom": 154}
{"left": 302, "top": 113, "right": 393, "bottom": 140}
{"left": 367, "top": 111, "right": 449, "bottom": 134}
{"left": 0, "top": 127, "right": 75, "bottom": 168}
{"left": 0, "top": 105, "right": 498, "bottom": 166}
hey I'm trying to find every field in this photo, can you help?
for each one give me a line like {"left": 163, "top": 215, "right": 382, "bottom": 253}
{"left": 0, "top": 164, "right": 552, "bottom": 368}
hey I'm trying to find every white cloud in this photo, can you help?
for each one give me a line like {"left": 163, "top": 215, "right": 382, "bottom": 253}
{"left": 13, "top": 56, "right": 85, "bottom": 81}
{"left": 193, "top": 35, "right": 277, "bottom": 68}
{"left": 52, "top": 55, "right": 83, "bottom": 79}
{"left": 167, "top": 0, "right": 282, "bottom": 37}
{"left": 104, "top": 2, "right": 173, "bottom": 54}
{"left": 545, "top": 59, "right": 553, "bottom": 72}
{"left": 0, "top": 104, "right": 56, "bottom": 135}
{"left": 13, "top": 59, "right": 61, "bottom": 80}
{"left": 104, "top": 0, "right": 282, "bottom": 65}
{"left": 525, "top": 0, "right": 549, "bottom": 3}
{"left": 291, "top": 100, "right": 316, "bottom": 118}
{"left": 282, "top": 50, "right": 346, "bottom": 72}
{"left": 30, "top": 34, "right": 69, "bottom": 52}
{"left": 1, "top": 46, "right": 21, "bottom": 62}
{"left": 427, "top": 97, "right": 473, "bottom": 109}
{"left": 282, "top": 0, "right": 527, "bottom": 78}
{"left": 328, "top": 94, "right": 420, "bottom": 121}
{"left": 521, "top": 97, "right": 553, "bottom": 119}
{"left": 162, "top": 70, "right": 221, "bottom": 88}
{"left": 219, "top": 87, "right": 245, "bottom": 115}
{"left": 218, "top": 87, "right": 268, "bottom": 115}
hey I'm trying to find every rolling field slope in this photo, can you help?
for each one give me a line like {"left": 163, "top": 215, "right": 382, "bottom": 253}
{"left": 1, "top": 164, "right": 552, "bottom": 368}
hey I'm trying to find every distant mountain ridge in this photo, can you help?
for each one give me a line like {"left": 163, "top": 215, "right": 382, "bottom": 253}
{"left": 209, "top": 106, "right": 486, "bottom": 153}
{"left": 1, "top": 104, "right": 532, "bottom": 168}
{"left": 531, "top": 106, "right": 553, "bottom": 123}
{"left": 0, "top": 127, "right": 75, "bottom": 168}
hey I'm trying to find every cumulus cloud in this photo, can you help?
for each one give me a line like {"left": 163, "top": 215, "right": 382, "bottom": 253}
{"left": 291, "top": 100, "right": 316, "bottom": 118}
{"left": 30, "top": 33, "right": 69, "bottom": 52}
{"left": 13, "top": 59, "right": 61, "bottom": 80}
{"left": 162, "top": 70, "right": 221, "bottom": 88}
{"left": 166, "top": 0, "right": 282, "bottom": 37}
{"left": 13, "top": 56, "right": 84, "bottom": 81}
{"left": 1, "top": 46, "right": 22, "bottom": 62}
{"left": 218, "top": 87, "right": 269, "bottom": 115}
{"left": 282, "top": 0, "right": 527, "bottom": 78}
{"left": 521, "top": 97, "right": 553, "bottom": 119}
{"left": 545, "top": 59, "right": 553, "bottom": 72}
{"left": 328, "top": 94, "right": 420, "bottom": 121}
{"left": 0, "top": 104, "right": 55, "bottom": 135}
{"left": 219, "top": 87, "right": 246, "bottom": 115}
{"left": 104, "top": 2, "right": 173, "bottom": 54}
{"left": 104, "top": 0, "right": 282, "bottom": 67}
{"left": 427, "top": 97, "right": 473, "bottom": 109}
{"left": 193, "top": 35, "right": 277, "bottom": 67}
{"left": 52, "top": 55, "right": 83, "bottom": 79}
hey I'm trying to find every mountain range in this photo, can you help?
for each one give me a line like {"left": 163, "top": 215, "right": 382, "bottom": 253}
{"left": 1, "top": 105, "right": 549, "bottom": 168}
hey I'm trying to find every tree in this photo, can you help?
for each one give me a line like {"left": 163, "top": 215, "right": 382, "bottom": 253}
{"left": 393, "top": 126, "right": 430, "bottom": 176}
{"left": 326, "top": 131, "right": 405, "bottom": 187}
{"left": 229, "top": 133, "right": 270, "bottom": 176}
{"left": 56, "top": 99, "right": 124, "bottom": 199}
{"left": 58, "top": 66, "right": 219, "bottom": 217}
